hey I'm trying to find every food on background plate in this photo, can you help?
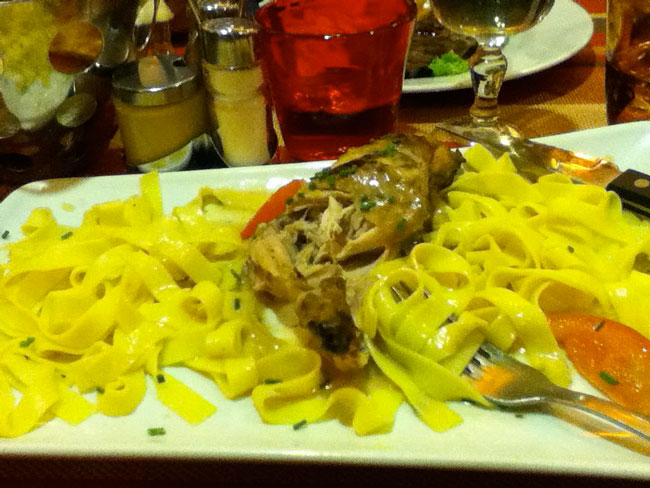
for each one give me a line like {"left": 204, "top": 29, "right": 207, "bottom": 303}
{"left": 0, "top": 2, "right": 74, "bottom": 130}
{"left": 1, "top": 133, "right": 650, "bottom": 438}
{"left": 405, "top": 13, "right": 476, "bottom": 79}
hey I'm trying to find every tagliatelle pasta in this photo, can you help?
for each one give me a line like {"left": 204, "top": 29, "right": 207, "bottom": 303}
{"left": 0, "top": 173, "right": 402, "bottom": 438}
{"left": 358, "top": 144, "right": 650, "bottom": 431}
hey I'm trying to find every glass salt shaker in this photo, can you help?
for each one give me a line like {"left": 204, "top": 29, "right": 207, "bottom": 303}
{"left": 201, "top": 17, "right": 277, "bottom": 167}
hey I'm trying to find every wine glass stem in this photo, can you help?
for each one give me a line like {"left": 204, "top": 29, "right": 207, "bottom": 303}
{"left": 469, "top": 45, "right": 507, "bottom": 126}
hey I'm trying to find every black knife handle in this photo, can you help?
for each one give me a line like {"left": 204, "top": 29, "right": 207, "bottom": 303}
{"left": 606, "top": 169, "right": 650, "bottom": 218}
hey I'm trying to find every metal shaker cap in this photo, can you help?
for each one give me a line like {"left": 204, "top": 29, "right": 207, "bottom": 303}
{"left": 112, "top": 54, "right": 202, "bottom": 106}
{"left": 202, "top": 17, "right": 259, "bottom": 69}
{"left": 191, "top": 0, "right": 241, "bottom": 21}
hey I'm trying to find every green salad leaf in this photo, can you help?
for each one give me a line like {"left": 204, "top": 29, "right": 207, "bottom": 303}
{"left": 428, "top": 51, "right": 469, "bottom": 77}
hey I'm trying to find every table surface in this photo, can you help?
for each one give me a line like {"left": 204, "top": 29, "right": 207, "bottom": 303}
{"left": 5, "top": 1, "right": 649, "bottom": 486}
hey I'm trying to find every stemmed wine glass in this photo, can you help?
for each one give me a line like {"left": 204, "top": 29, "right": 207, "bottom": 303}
{"left": 431, "top": 0, "right": 555, "bottom": 134}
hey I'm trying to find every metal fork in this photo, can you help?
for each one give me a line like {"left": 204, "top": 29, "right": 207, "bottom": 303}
{"left": 466, "top": 342, "right": 650, "bottom": 456}
{"left": 390, "top": 282, "right": 650, "bottom": 455}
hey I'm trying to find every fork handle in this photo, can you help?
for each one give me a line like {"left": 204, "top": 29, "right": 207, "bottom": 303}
{"left": 545, "top": 389, "right": 650, "bottom": 456}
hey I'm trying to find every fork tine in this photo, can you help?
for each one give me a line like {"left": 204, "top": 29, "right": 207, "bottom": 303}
{"left": 469, "top": 345, "right": 495, "bottom": 369}
{"left": 391, "top": 281, "right": 430, "bottom": 303}
{"left": 390, "top": 286, "right": 406, "bottom": 302}
{"left": 463, "top": 358, "right": 484, "bottom": 379}
{"left": 477, "top": 342, "right": 505, "bottom": 360}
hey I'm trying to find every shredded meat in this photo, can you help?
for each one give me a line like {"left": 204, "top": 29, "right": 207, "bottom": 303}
{"left": 244, "top": 133, "right": 462, "bottom": 371}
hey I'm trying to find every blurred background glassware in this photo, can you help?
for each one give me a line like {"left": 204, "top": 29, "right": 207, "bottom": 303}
{"left": 111, "top": 53, "right": 212, "bottom": 171}
{"left": 0, "top": 0, "right": 160, "bottom": 185}
{"left": 430, "top": 0, "right": 554, "bottom": 134}
{"left": 256, "top": 0, "right": 417, "bottom": 162}
{"left": 166, "top": 0, "right": 192, "bottom": 45}
{"left": 606, "top": 0, "right": 650, "bottom": 124}
{"left": 201, "top": 17, "right": 277, "bottom": 167}
{"left": 134, "top": 0, "right": 175, "bottom": 58}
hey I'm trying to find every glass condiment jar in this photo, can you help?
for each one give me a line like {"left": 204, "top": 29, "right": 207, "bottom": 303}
{"left": 112, "top": 53, "right": 212, "bottom": 171}
{"left": 201, "top": 17, "right": 277, "bottom": 167}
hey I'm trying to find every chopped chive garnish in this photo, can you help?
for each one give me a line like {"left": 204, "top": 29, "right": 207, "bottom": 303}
{"left": 19, "top": 336, "right": 34, "bottom": 348}
{"left": 156, "top": 374, "right": 166, "bottom": 384}
{"left": 230, "top": 269, "right": 242, "bottom": 286}
{"left": 97, "top": 387, "right": 105, "bottom": 394}
{"left": 599, "top": 371, "right": 619, "bottom": 385}
{"left": 308, "top": 182, "right": 317, "bottom": 190}
{"left": 395, "top": 218, "right": 406, "bottom": 233}
{"left": 285, "top": 197, "right": 294, "bottom": 205}
{"left": 360, "top": 201, "right": 375, "bottom": 211}
{"left": 311, "top": 169, "right": 331, "bottom": 180}
{"left": 292, "top": 419, "right": 307, "bottom": 431}
{"left": 593, "top": 320, "right": 605, "bottom": 332}
{"left": 233, "top": 297, "right": 241, "bottom": 310}
{"left": 387, "top": 195, "right": 396, "bottom": 204}
{"left": 1, "top": 230, "right": 9, "bottom": 239}
{"left": 567, "top": 245, "right": 575, "bottom": 253}
{"left": 379, "top": 142, "right": 397, "bottom": 157}
{"left": 147, "top": 427, "right": 166, "bottom": 436}
{"left": 326, "top": 174, "right": 336, "bottom": 186}
{"left": 60, "top": 231, "right": 73, "bottom": 240}
{"left": 297, "top": 192, "right": 305, "bottom": 198}
{"left": 263, "top": 378, "right": 282, "bottom": 384}
{"left": 359, "top": 195, "right": 376, "bottom": 211}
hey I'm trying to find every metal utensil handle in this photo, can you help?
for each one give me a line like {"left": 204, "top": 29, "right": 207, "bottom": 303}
{"left": 546, "top": 388, "right": 650, "bottom": 456}
{"left": 135, "top": 0, "right": 160, "bottom": 52}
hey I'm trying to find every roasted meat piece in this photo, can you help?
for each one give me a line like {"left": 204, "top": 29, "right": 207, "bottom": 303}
{"left": 244, "top": 134, "right": 462, "bottom": 371}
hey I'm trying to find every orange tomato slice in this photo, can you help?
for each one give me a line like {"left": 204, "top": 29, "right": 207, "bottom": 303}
{"left": 547, "top": 312, "right": 650, "bottom": 416}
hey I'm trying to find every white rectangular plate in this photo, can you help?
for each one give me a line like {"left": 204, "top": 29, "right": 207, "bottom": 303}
{"left": 1, "top": 122, "right": 650, "bottom": 480}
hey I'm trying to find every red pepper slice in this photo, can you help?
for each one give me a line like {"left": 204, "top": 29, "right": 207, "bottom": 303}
{"left": 440, "top": 140, "right": 463, "bottom": 149}
{"left": 240, "top": 179, "right": 305, "bottom": 240}
{"left": 547, "top": 312, "right": 650, "bottom": 415}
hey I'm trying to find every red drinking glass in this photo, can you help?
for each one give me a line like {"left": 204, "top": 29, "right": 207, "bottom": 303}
{"left": 256, "top": 0, "right": 416, "bottom": 161}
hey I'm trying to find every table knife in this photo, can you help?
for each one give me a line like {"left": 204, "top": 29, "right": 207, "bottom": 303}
{"left": 436, "top": 125, "right": 650, "bottom": 217}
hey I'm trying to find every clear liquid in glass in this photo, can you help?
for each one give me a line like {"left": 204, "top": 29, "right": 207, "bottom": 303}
{"left": 432, "top": 0, "right": 555, "bottom": 42}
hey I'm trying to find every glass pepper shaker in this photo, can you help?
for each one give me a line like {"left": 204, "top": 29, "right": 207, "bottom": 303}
{"left": 201, "top": 17, "right": 277, "bottom": 167}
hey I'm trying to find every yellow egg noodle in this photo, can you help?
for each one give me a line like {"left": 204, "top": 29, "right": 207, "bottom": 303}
{"left": 0, "top": 173, "right": 401, "bottom": 438}
{"left": 359, "top": 145, "right": 650, "bottom": 431}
